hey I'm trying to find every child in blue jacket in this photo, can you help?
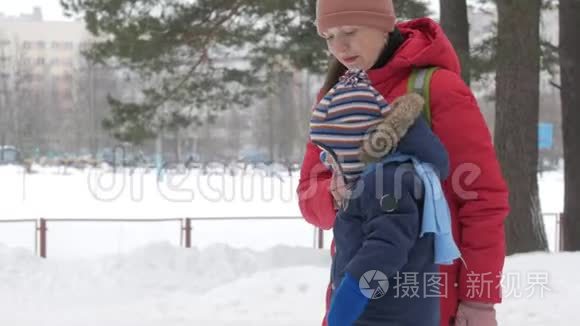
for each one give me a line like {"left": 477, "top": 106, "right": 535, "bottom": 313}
{"left": 309, "top": 69, "right": 461, "bottom": 326}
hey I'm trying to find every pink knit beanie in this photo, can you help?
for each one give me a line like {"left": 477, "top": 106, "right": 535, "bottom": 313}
{"left": 316, "top": 0, "right": 397, "bottom": 36}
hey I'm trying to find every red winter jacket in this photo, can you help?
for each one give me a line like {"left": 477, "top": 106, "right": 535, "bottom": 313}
{"left": 297, "top": 18, "right": 509, "bottom": 326}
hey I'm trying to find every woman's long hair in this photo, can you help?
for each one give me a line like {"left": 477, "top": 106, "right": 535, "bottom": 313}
{"left": 321, "top": 57, "right": 348, "bottom": 95}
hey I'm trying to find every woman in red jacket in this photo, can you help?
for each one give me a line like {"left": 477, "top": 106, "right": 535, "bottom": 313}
{"left": 297, "top": 1, "right": 510, "bottom": 325}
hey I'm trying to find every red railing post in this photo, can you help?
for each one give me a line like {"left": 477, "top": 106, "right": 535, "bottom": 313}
{"left": 555, "top": 214, "right": 560, "bottom": 252}
{"left": 38, "top": 218, "right": 47, "bottom": 258}
{"left": 559, "top": 213, "right": 566, "bottom": 252}
{"left": 184, "top": 218, "right": 192, "bottom": 248}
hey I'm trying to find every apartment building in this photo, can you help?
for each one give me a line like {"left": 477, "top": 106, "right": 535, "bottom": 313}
{"left": 0, "top": 7, "right": 91, "bottom": 111}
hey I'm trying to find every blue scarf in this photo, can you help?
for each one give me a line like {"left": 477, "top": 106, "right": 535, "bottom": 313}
{"left": 362, "top": 153, "right": 461, "bottom": 265}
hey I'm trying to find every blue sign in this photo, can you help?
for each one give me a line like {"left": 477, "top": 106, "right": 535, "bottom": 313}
{"left": 538, "top": 122, "right": 554, "bottom": 150}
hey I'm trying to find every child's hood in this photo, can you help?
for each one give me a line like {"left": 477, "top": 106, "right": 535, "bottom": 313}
{"left": 360, "top": 93, "right": 450, "bottom": 180}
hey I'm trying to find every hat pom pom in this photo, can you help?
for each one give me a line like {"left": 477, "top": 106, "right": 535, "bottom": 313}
{"left": 339, "top": 69, "right": 370, "bottom": 87}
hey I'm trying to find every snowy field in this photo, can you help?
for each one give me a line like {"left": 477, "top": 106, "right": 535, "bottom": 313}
{"left": 0, "top": 243, "right": 332, "bottom": 326}
{"left": 0, "top": 243, "right": 577, "bottom": 326}
{"left": 0, "top": 164, "right": 564, "bottom": 255}
{"left": 0, "top": 164, "right": 325, "bottom": 257}
{"left": 0, "top": 164, "right": 574, "bottom": 325}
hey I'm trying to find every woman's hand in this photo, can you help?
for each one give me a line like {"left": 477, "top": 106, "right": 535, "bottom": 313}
{"left": 454, "top": 301, "right": 497, "bottom": 326}
{"left": 330, "top": 172, "right": 349, "bottom": 210}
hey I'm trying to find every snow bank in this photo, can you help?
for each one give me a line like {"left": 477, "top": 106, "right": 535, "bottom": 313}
{"left": 0, "top": 243, "right": 330, "bottom": 326}
{"left": 497, "top": 251, "right": 579, "bottom": 326}
{"left": 0, "top": 243, "right": 577, "bottom": 325}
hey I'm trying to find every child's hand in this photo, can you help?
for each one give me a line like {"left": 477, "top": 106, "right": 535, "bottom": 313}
{"left": 316, "top": 143, "right": 350, "bottom": 209}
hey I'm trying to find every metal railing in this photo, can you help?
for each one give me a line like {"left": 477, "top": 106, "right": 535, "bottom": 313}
{"left": 1, "top": 213, "right": 565, "bottom": 258}
{"left": 543, "top": 212, "right": 566, "bottom": 252}
{"left": 0, "top": 216, "right": 326, "bottom": 258}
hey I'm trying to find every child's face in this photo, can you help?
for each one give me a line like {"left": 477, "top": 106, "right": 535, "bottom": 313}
{"left": 322, "top": 25, "right": 387, "bottom": 71}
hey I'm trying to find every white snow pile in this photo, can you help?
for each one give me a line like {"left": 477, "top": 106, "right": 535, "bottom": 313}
{"left": 0, "top": 243, "right": 331, "bottom": 326}
{"left": 1, "top": 243, "right": 579, "bottom": 326}
{"left": 496, "top": 251, "right": 579, "bottom": 326}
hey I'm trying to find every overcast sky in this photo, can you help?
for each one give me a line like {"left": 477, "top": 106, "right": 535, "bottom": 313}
{"left": 1, "top": 0, "right": 440, "bottom": 22}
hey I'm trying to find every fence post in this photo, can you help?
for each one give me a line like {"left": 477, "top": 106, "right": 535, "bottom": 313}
{"left": 38, "top": 218, "right": 47, "bottom": 258}
{"left": 318, "top": 228, "right": 324, "bottom": 249}
{"left": 184, "top": 218, "right": 192, "bottom": 248}
{"left": 555, "top": 214, "right": 560, "bottom": 252}
{"left": 559, "top": 213, "right": 566, "bottom": 252}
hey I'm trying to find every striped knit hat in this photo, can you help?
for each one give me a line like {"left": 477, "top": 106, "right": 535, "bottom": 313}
{"left": 310, "top": 69, "right": 390, "bottom": 182}
{"left": 309, "top": 69, "right": 424, "bottom": 182}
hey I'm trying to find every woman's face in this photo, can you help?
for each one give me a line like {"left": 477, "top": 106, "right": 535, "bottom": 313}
{"left": 322, "top": 25, "right": 387, "bottom": 71}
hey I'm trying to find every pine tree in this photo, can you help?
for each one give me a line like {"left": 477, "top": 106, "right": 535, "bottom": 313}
{"left": 60, "top": 0, "right": 432, "bottom": 145}
{"left": 559, "top": 0, "right": 580, "bottom": 251}
{"left": 270, "top": 0, "right": 431, "bottom": 73}
{"left": 467, "top": 1, "right": 560, "bottom": 86}
{"left": 61, "top": 0, "right": 279, "bottom": 144}
{"left": 439, "top": 0, "right": 470, "bottom": 85}
{"left": 495, "top": 0, "right": 548, "bottom": 254}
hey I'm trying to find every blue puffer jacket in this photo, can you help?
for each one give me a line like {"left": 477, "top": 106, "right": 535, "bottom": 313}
{"left": 330, "top": 116, "right": 450, "bottom": 326}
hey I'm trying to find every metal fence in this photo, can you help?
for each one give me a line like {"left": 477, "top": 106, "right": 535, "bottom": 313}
{"left": 0, "top": 213, "right": 565, "bottom": 258}
{"left": 0, "top": 217, "right": 325, "bottom": 258}
{"left": 543, "top": 212, "right": 566, "bottom": 252}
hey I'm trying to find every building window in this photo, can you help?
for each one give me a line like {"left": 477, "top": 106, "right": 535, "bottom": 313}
{"left": 0, "top": 40, "right": 10, "bottom": 47}
{"left": 79, "top": 41, "right": 92, "bottom": 51}
{"left": 61, "top": 73, "right": 73, "bottom": 83}
{"left": 36, "top": 41, "right": 46, "bottom": 49}
{"left": 23, "top": 41, "right": 33, "bottom": 49}
{"left": 21, "top": 73, "right": 33, "bottom": 82}
{"left": 37, "top": 57, "right": 45, "bottom": 65}
{"left": 60, "top": 91, "right": 73, "bottom": 104}
{"left": 50, "top": 42, "right": 74, "bottom": 50}
{"left": 62, "top": 58, "right": 74, "bottom": 66}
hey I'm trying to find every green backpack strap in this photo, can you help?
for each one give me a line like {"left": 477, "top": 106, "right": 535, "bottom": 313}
{"left": 407, "top": 67, "right": 438, "bottom": 127}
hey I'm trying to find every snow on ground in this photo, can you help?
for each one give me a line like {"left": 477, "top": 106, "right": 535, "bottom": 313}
{"left": 538, "top": 169, "right": 564, "bottom": 214}
{"left": 0, "top": 164, "right": 302, "bottom": 220}
{"left": 0, "top": 165, "right": 564, "bottom": 256}
{"left": 0, "top": 165, "right": 572, "bottom": 324}
{"left": 539, "top": 169, "right": 565, "bottom": 252}
{"left": 0, "top": 243, "right": 577, "bottom": 326}
{"left": 496, "top": 251, "right": 580, "bottom": 326}
{"left": 0, "top": 243, "right": 331, "bottom": 326}
{"left": 0, "top": 165, "right": 318, "bottom": 258}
